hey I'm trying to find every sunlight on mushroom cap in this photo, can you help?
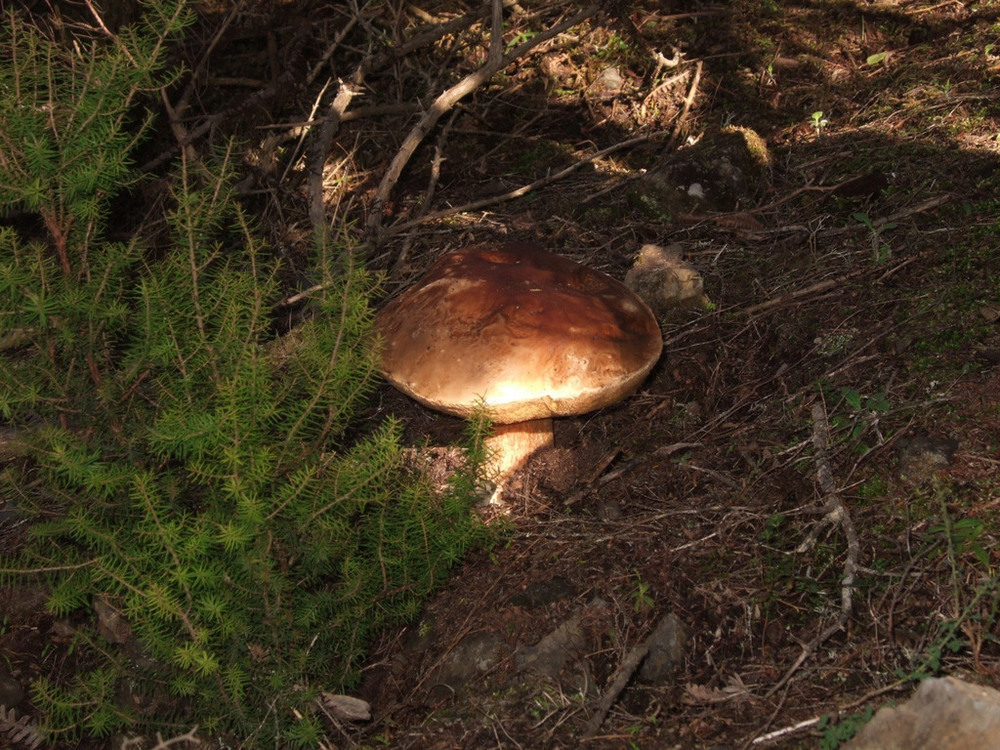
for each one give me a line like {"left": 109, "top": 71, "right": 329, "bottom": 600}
{"left": 376, "top": 242, "right": 663, "bottom": 425}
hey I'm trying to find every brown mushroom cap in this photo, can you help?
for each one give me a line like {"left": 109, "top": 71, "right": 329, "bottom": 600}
{"left": 376, "top": 243, "right": 663, "bottom": 423}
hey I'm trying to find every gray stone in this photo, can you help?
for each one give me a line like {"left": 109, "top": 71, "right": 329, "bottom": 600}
{"left": 434, "top": 631, "right": 511, "bottom": 692}
{"left": 896, "top": 435, "right": 958, "bottom": 484}
{"left": 515, "top": 612, "right": 583, "bottom": 679}
{"left": 510, "top": 576, "right": 576, "bottom": 609}
{"left": 589, "top": 66, "right": 624, "bottom": 97}
{"left": 0, "top": 663, "right": 25, "bottom": 708}
{"left": 639, "top": 612, "right": 687, "bottom": 683}
{"left": 515, "top": 598, "right": 608, "bottom": 679}
{"left": 625, "top": 243, "right": 709, "bottom": 318}
{"left": 626, "top": 125, "right": 771, "bottom": 217}
{"left": 845, "top": 676, "right": 1000, "bottom": 750}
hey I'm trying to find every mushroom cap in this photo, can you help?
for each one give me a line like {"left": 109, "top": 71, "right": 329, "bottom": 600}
{"left": 376, "top": 243, "right": 663, "bottom": 423}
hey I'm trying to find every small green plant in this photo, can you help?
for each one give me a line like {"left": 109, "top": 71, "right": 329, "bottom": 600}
{"left": 0, "top": 4, "right": 488, "bottom": 745}
{"left": 595, "top": 32, "right": 631, "bottom": 59}
{"left": 811, "top": 110, "right": 829, "bottom": 136}
{"left": 758, "top": 513, "right": 786, "bottom": 544}
{"left": 857, "top": 476, "right": 888, "bottom": 499}
{"left": 506, "top": 29, "right": 537, "bottom": 53}
{"left": 816, "top": 706, "right": 875, "bottom": 749}
{"left": 853, "top": 211, "right": 897, "bottom": 265}
{"left": 822, "top": 385, "right": 891, "bottom": 453}
{"left": 926, "top": 516, "right": 990, "bottom": 568}
{"left": 631, "top": 572, "right": 654, "bottom": 614}
{"left": 899, "top": 483, "right": 1000, "bottom": 681}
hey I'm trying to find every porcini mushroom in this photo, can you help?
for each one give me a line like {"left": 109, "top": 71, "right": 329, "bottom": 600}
{"left": 376, "top": 242, "right": 662, "bottom": 499}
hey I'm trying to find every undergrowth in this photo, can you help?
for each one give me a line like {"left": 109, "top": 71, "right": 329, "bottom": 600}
{"left": 0, "top": 2, "right": 488, "bottom": 745}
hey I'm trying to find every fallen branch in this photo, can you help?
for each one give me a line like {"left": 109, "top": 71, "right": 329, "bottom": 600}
{"left": 581, "top": 629, "right": 654, "bottom": 739}
{"left": 384, "top": 127, "right": 673, "bottom": 236}
{"left": 305, "top": 13, "right": 363, "bottom": 245}
{"left": 750, "top": 716, "right": 823, "bottom": 745}
{"left": 389, "top": 107, "right": 462, "bottom": 277}
{"left": 743, "top": 265, "right": 872, "bottom": 315}
{"left": 119, "top": 727, "right": 201, "bottom": 750}
{"left": 665, "top": 59, "right": 702, "bottom": 151}
{"left": 365, "top": 1, "right": 603, "bottom": 244}
{"left": 364, "top": 0, "right": 506, "bottom": 243}
{"left": 765, "top": 400, "right": 860, "bottom": 698}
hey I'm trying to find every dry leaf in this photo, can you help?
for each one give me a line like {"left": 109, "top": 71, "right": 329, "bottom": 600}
{"left": 0, "top": 704, "right": 43, "bottom": 750}
{"left": 682, "top": 683, "right": 733, "bottom": 704}
{"left": 682, "top": 675, "right": 750, "bottom": 705}
{"left": 713, "top": 213, "right": 765, "bottom": 233}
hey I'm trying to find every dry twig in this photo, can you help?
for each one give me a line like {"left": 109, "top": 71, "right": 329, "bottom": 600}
{"left": 365, "top": 2, "right": 603, "bottom": 245}
{"left": 665, "top": 59, "right": 702, "bottom": 150}
{"left": 385, "top": 127, "right": 673, "bottom": 237}
{"left": 764, "top": 400, "right": 860, "bottom": 699}
{"left": 581, "top": 618, "right": 662, "bottom": 739}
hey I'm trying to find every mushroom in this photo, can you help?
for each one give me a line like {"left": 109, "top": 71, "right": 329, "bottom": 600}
{"left": 376, "top": 242, "right": 663, "bottom": 499}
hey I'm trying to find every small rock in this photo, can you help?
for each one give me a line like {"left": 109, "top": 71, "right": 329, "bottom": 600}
{"left": 589, "top": 66, "right": 624, "bottom": 97}
{"left": 434, "top": 631, "right": 510, "bottom": 692}
{"left": 515, "top": 612, "right": 585, "bottom": 678}
{"left": 845, "top": 676, "right": 1000, "bottom": 750}
{"left": 625, "top": 243, "right": 710, "bottom": 318}
{"left": 896, "top": 434, "right": 958, "bottom": 483}
{"left": 626, "top": 125, "right": 771, "bottom": 216}
{"left": 597, "top": 498, "right": 624, "bottom": 521}
{"left": 94, "top": 594, "right": 131, "bottom": 645}
{"left": 515, "top": 598, "right": 608, "bottom": 679}
{"left": 317, "top": 693, "right": 371, "bottom": 722}
{"left": 981, "top": 305, "right": 1000, "bottom": 323}
{"left": 639, "top": 612, "right": 687, "bottom": 683}
{"left": 510, "top": 577, "right": 576, "bottom": 609}
{"left": 0, "top": 663, "right": 25, "bottom": 708}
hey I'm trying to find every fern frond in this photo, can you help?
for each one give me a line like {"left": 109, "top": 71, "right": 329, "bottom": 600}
{"left": 0, "top": 703, "right": 43, "bottom": 750}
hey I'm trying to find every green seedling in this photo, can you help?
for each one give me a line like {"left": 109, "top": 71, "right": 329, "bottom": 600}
{"left": 632, "top": 572, "right": 654, "bottom": 614}
{"left": 811, "top": 110, "right": 829, "bottom": 136}
{"left": 853, "top": 211, "right": 897, "bottom": 265}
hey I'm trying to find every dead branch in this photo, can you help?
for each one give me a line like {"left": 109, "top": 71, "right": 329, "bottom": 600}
{"left": 581, "top": 628, "right": 654, "bottom": 739}
{"left": 365, "top": 2, "right": 603, "bottom": 245}
{"left": 118, "top": 727, "right": 201, "bottom": 750}
{"left": 666, "top": 59, "right": 702, "bottom": 150}
{"left": 390, "top": 108, "right": 462, "bottom": 277}
{"left": 365, "top": 0, "right": 506, "bottom": 243}
{"left": 384, "top": 127, "right": 673, "bottom": 236}
{"left": 304, "top": 4, "right": 367, "bottom": 245}
{"left": 765, "top": 400, "right": 860, "bottom": 699}
{"left": 743, "top": 279, "right": 840, "bottom": 315}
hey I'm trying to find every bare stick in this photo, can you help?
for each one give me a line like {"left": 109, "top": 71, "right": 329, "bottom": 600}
{"left": 385, "top": 127, "right": 671, "bottom": 236}
{"left": 390, "top": 107, "right": 462, "bottom": 277}
{"left": 582, "top": 637, "right": 651, "bottom": 739}
{"left": 666, "top": 60, "right": 702, "bottom": 150}
{"left": 366, "top": 0, "right": 506, "bottom": 241}
{"left": 366, "top": 2, "right": 603, "bottom": 243}
{"left": 764, "top": 400, "right": 859, "bottom": 698}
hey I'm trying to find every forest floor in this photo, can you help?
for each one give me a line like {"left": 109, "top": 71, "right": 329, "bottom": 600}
{"left": 4, "top": 0, "right": 1000, "bottom": 748}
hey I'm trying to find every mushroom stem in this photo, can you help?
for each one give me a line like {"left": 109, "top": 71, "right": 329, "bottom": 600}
{"left": 484, "top": 418, "right": 554, "bottom": 489}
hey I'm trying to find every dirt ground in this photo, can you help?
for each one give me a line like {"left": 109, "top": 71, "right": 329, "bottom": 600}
{"left": 3, "top": 0, "right": 1000, "bottom": 748}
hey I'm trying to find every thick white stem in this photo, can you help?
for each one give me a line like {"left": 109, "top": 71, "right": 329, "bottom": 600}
{"left": 484, "top": 418, "right": 554, "bottom": 492}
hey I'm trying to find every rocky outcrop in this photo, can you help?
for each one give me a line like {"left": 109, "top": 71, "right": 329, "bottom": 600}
{"left": 845, "top": 676, "right": 1000, "bottom": 750}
